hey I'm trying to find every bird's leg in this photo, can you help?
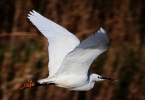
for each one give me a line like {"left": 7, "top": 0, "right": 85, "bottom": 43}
{"left": 20, "top": 80, "right": 54, "bottom": 89}
{"left": 38, "top": 78, "right": 51, "bottom": 84}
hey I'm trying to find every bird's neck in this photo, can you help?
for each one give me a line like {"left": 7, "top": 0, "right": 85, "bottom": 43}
{"left": 85, "top": 73, "right": 98, "bottom": 89}
{"left": 88, "top": 73, "right": 98, "bottom": 82}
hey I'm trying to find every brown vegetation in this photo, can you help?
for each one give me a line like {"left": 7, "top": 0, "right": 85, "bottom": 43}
{"left": 0, "top": 0, "right": 145, "bottom": 100}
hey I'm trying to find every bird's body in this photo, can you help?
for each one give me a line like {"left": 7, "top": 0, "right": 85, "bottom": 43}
{"left": 22, "top": 10, "right": 116, "bottom": 91}
{"left": 39, "top": 72, "right": 98, "bottom": 91}
{"left": 50, "top": 73, "right": 88, "bottom": 90}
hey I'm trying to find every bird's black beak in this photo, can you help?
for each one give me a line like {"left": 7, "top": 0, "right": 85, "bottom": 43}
{"left": 100, "top": 76, "right": 117, "bottom": 81}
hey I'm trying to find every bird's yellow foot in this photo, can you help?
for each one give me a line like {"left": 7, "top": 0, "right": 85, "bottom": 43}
{"left": 21, "top": 80, "right": 35, "bottom": 89}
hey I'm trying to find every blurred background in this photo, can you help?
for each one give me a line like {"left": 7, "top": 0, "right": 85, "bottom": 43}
{"left": 0, "top": 0, "right": 145, "bottom": 100}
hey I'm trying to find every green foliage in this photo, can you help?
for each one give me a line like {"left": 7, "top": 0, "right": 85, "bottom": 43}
{"left": 0, "top": 44, "right": 6, "bottom": 67}
{"left": 112, "top": 48, "right": 138, "bottom": 100}
{"left": 24, "top": 41, "right": 38, "bottom": 62}
{"left": 112, "top": 52, "right": 119, "bottom": 71}
{"left": 92, "top": 52, "right": 108, "bottom": 74}
{"left": 11, "top": 46, "right": 20, "bottom": 65}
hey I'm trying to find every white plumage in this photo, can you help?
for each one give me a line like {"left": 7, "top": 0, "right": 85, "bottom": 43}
{"left": 28, "top": 10, "right": 80, "bottom": 77}
{"left": 27, "top": 10, "right": 116, "bottom": 91}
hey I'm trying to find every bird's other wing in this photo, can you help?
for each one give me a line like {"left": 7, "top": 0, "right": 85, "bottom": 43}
{"left": 56, "top": 28, "right": 109, "bottom": 75}
{"left": 28, "top": 10, "right": 80, "bottom": 77}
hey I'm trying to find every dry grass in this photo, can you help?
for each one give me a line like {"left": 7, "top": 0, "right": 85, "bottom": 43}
{"left": 0, "top": 0, "right": 145, "bottom": 100}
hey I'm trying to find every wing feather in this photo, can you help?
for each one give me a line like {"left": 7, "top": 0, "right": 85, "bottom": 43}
{"left": 57, "top": 28, "right": 109, "bottom": 75}
{"left": 28, "top": 10, "right": 80, "bottom": 77}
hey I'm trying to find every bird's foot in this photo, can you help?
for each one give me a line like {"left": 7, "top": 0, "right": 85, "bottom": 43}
{"left": 21, "top": 80, "right": 35, "bottom": 89}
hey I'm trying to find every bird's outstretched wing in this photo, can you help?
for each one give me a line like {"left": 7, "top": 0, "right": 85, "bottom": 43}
{"left": 57, "top": 28, "right": 109, "bottom": 75}
{"left": 28, "top": 10, "right": 80, "bottom": 77}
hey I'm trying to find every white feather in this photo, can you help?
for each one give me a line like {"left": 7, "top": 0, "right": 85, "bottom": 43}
{"left": 27, "top": 11, "right": 115, "bottom": 91}
{"left": 28, "top": 10, "right": 80, "bottom": 77}
{"left": 56, "top": 28, "right": 109, "bottom": 75}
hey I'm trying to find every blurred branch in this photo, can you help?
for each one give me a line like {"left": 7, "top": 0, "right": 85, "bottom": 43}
{"left": 0, "top": 32, "right": 46, "bottom": 43}
{"left": 0, "top": 32, "right": 32, "bottom": 37}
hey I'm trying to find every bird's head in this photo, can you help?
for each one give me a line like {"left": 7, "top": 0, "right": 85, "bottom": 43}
{"left": 89, "top": 73, "right": 117, "bottom": 82}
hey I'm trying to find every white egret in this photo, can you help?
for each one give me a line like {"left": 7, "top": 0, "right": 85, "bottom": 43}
{"left": 21, "top": 10, "right": 116, "bottom": 91}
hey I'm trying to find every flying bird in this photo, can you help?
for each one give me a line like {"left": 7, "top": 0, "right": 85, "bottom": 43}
{"left": 21, "top": 10, "right": 116, "bottom": 91}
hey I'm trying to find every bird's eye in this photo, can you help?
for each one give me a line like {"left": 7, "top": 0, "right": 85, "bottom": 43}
{"left": 98, "top": 76, "right": 100, "bottom": 79}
